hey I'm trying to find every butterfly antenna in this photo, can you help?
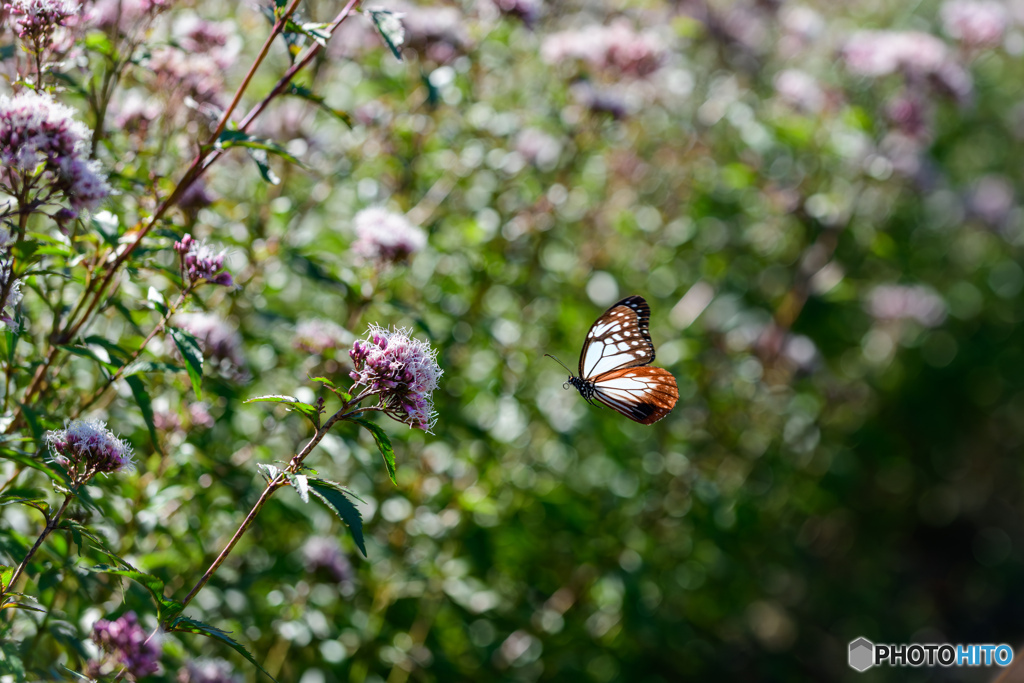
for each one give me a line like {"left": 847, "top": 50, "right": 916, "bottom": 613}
{"left": 544, "top": 353, "right": 574, "bottom": 376}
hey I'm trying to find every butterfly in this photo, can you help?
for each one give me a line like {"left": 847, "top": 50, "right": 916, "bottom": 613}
{"left": 548, "top": 295, "right": 679, "bottom": 424}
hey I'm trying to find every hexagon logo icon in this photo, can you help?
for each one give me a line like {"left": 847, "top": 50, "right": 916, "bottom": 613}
{"left": 849, "top": 637, "right": 874, "bottom": 672}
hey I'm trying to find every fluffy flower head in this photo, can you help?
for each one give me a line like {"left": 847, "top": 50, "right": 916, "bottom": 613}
{"left": 46, "top": 418, "right": 135, "bottom": 479}
{"left": 352, "top": 207, "right": 426, "bottom": 265}
{"left": 349, "top": 325, "right": 442, "bottom": 431}
{"left": 91, "top": 612, "right": 160, "bottom": 680}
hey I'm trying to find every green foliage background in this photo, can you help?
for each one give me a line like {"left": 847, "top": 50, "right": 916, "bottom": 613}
{"left": 4, "top": 0, "right": 1024, "bottom": 681}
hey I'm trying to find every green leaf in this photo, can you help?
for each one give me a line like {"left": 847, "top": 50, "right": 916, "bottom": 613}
{"left": 83, "top": 335, "right": 129, "bottom": 361}
{"left": 169, "top": 616, "right": 278, "bottom": 681}
{"left": 90, "top": 564, "right": 183, "bottom": 622}
{"left": 287, "top": 473, "right": 310, "bottom": 503}
{"left": 168, "top": 327, "right": 203, "bottom": 399}
{"left": 244, "top": 395, "right": 321, "bottom": 427}
{"left": 83, "top": 31, "right": 115, "bottom": 57}
{"left": 0, "top": 642, "right": 25, "bottom": 678}
{"left": 4, "top": 327, "right": 17, "bottom": 366}
{"left": 126, "top": 375, "right": 160, "bottom": 450}
{"left": 307, "top": 479, "right": 366, "bottom": 556}
{"left": 0, "top": 446, "right": 66, "bottom": 485}
{"left": 18, "top": 404, "right": 42, "bottom": 443}
{"left": 146, "top": 286, "right": 168, "bottom": 315}
{"left": 367, "top": 8, "right": 405, "bottom": 61}
{"left": 0, "top": 566, "right": 13, "bottom": 593}
{"left": 58, "top": 344, "right": 119, "bottom": 374}
{"left": 351, "top": 417, "right": 397, "bottom": 486}
{"left": 216, "top": 131, "right": 303, "bottom": 165}
{"left": 286, "top": 84, "right": 352, "bottom": 127}
{"left": 283, "top": 19, "right": 333, "bottom": 47}
{"left": 0, "top": 44, "right": 15, "bottom": 61}
{"left": 122, "top": 360, "right": 184, "bottom": 376}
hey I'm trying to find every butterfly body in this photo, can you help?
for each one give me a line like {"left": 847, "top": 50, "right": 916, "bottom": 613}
{"left": 558, "top": 295, "right": 679, "bottom": 425}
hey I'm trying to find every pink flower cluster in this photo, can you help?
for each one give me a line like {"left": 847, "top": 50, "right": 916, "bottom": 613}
{"left": 174, "top": 234, "right": 233, "bottom": 287}
{"left": 941, "top": 0, "right": 1007, "bottom": 48}
{"left": 541, "top": 20, "right": 666, "bottom": 78}
{"left": 46, "top": 418, "right": 135, "bottom": 482}
{"left": 0, "top": 91, "right": 110, "bottom": 215}
{"left": 91, "top": 612, "right": 160, "bottom": 680}
{"left": 867, "top": 284, "right": 947, "bottom": 327}
{"left": 842, "top": 30, "right": 972, "bottom": 102}
{"left": 352, "top": 207, "right": 427, "bottom": 265}
{"left": 5, "top": 0, "right": 77, "bottom": 49}
{"left": 293, "top": 319, "right": 353, "bottom": 355}
{"left": 349, "top": 325, "right": 442, "bottom": 431}
{"left": 174, "top": 312, "right": 248, "bottom": 381}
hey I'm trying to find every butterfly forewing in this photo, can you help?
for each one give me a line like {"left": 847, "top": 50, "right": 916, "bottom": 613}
{"left": 592, "top": 366, "right": 679, "bottom": 425}
{"left": 579, "top": 296, "right": 655, "bottom": 379}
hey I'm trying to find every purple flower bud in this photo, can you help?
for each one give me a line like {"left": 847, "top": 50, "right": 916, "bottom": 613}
{"left": 174, "top": 234, "right": 234, "bottom": 287}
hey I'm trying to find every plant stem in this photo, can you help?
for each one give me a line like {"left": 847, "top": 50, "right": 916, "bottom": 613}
{"left": 71, "top": 285, "right": 194, "bottom": 418}
{"left": 2, "top": 493, "right": 73, "bottom": 600}
{"left": 179, "top": 397, "right": 370, "bottom": 608}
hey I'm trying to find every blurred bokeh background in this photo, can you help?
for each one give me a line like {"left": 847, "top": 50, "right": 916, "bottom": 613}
{"left": 15, "top": 0, "right": 1024, "bottom": 680}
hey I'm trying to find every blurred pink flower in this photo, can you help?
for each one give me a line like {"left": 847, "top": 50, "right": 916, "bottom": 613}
{"left": 842, "top": 30, "right": 972, "bottom": 102}
{"left": 294, "top": 319, "right": 353, "bottom": 355}
{"left": 774, "top": 69, "right": 826, "bottom": 114}
{"left": 514, "top": 127, "right": 561, "bottom": 169}
{"left": 393, "top": 1, "right": 469, "bottom": 62}
{"left": 352, "top": 207, "right": 426, "bottom": 265}
{"left": 174, "top": 312, "right": 247, "bottom": 380}
{"left": 349, "top": 324, "right": 442, "bottom": 431}
{"left": 90, "top": 612, "right": 160, "bottom": 680}
{"left": 969, "top": 174, "right": 1015, "bottom": 226}
{"left": 867, "top": 284, "right": 947, "bottom": 327}
{"left": 542, "top": 20, "right": 666, "bottom": 78}
{"left": 303, "top": 536, "right": 355, "bottom": 585}
{"left": 941, "top": 0, "right": 1006, "bottom": 48}
{"left": 178, "top": 658, "right": 241, "bottom": 683}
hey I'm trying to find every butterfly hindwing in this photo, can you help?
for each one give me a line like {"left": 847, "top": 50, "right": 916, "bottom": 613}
{"left": 592, "top": 366, "right": 679, "bottom": 425}
{"left": 579, "top": 295, "right": 655, "bottom": 379}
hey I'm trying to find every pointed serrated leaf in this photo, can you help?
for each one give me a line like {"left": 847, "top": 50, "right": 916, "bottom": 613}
{"left": 289, "top": 473, "right": 310, "bottom": 503}
{"left": 286, "top": 84, "right": 352, "bottom": 127}
{"left": 126, "top": 375, "right": 160, "bottom": 450}
{"left": 308, "top": 479, "right": 366, "bottom": 556}
{"left": 170, "top": 616, "right": 278, "bottom": 681}
{"left": 168, "top": 327, "right": 203, "bottom": 399}
{"left": 367, "top": 8, "right": 405, "bottom": 60}
{"left": 351, "top": 417, "right": 396, "bottom": 485}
